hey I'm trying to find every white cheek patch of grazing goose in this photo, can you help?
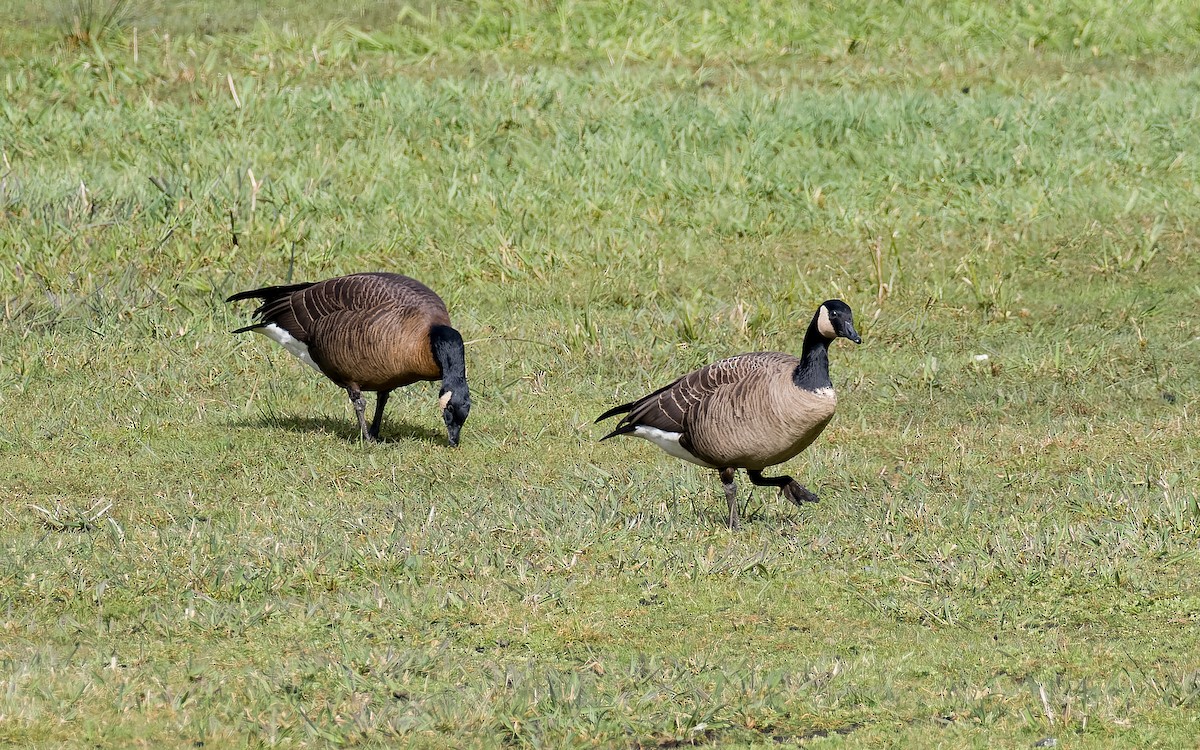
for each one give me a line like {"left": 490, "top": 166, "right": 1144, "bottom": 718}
{"left": 816, "top": 305, "right": 836, "bottom": 338}
{"left": 439, "top": 391, "right": 453, "bottom": 410}
{"left": 258, "top": 323, "right": 323, "bottom": 374}
{"left": 632, "top": 426, "right": 715, "bottom": 468}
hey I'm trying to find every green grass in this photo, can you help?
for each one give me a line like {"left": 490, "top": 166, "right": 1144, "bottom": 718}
{"left": 2, "top": 1, "right": 1200, "bottom": 747}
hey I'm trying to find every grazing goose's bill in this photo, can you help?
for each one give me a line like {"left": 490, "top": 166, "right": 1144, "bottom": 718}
{"left": 595, "top": 300, "right": 861, "bottom": 528}
{"left": 226, "top": 272, "right": 470, "bottom": 446}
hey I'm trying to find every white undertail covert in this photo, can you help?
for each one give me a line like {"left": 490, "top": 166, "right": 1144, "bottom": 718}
{"left": 258, "top": 323, "right": 323, "bottom": 374}
{"left": 632, "top": 426, "right": 716, "bottom": 468}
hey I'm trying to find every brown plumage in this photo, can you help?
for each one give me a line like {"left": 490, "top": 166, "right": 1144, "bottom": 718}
{"left": 226, "top": 272, "right": 471, "bottom": 445}
{"left": 596, "top": 300, "right": 861, "bottom": 528}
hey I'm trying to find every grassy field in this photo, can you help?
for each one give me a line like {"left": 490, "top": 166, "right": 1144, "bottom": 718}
{"left": 2, "top": 1, "right": 1199, "bottom": 747}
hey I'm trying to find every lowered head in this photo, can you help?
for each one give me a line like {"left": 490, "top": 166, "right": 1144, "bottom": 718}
{"left": 814, "top": 300, "right": 862, "bottom": 344}
{"left": 438, "top": 387, "right": 470, "bottom": 447}
{"left": 430, "top": 324, "right": 470, "bottom": 447}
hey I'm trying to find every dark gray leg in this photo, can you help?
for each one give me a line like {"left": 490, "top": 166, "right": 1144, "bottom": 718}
{"left": 747, "top": 469, "right": 819, "bottom": 507}
{"left": 348, "top": 387, "right": 373, "bottom": 442}
{"left": 369, "top": 390, "right": 390, "bottom": 441}
{"left": 719, "top": 467, "right": 739, "bottom": 529}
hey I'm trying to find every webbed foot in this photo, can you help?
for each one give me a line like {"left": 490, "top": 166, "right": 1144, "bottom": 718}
{"left": 782, "top": 481, "right": 819, "bottom": 507}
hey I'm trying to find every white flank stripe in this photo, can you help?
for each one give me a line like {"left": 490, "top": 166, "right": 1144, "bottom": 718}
{"left": 632, "top": 426, "right": 714, "bottom": 468}
{"left": 258, "top": 323, "right": 323, "bottom": 374}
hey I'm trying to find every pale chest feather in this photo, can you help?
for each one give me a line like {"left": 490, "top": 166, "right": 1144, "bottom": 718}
{"left": 771, "top": 385, "right": 837, "bottom": 449}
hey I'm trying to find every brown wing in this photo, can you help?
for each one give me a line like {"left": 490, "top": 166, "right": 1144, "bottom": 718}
{"left": 598, "top": 352, "right": 800, "bottom": 437}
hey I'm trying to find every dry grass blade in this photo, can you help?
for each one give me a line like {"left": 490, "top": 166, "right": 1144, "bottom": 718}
{"left": 27, "top": 499, "right": 114, "bottom": 532}
{"left": 57, "top": 0, "right": 134, "bottom": 46}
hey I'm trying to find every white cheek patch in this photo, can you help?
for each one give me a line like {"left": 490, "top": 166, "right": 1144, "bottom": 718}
{"left": 816, "top": 305, "right": 836, "bottom": 339}
{"left": 631, "top": 426, "right": 715, "bottom": 468}
{"left": 439, "top": 391, "right": 453, "bottom": 410}
{"left": 259, "top": 323, "right": 323, "bottom": 374}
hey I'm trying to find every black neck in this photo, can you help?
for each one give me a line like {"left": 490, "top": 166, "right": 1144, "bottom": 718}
{"left": 430, "top": 325, "right": 468, "bottom": 391}
{"left": 792, "top": 316, "right": 832, "bottom": 391}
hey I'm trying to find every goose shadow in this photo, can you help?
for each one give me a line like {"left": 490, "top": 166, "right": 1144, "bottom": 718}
{"left": 692, "top": 489, "right": 816, "bottom": 528}
{"left": 230, "top": 414, "right": 445, "bottom": 445}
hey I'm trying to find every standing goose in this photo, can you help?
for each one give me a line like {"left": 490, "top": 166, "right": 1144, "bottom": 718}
{"left": 226, "top": 272, "right": 470, "bottom": 446}
{"left": 595, "top": 300, "right": 861, "bottom": 528}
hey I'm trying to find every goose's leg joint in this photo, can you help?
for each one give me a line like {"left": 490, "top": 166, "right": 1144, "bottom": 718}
{"left": 747, "top": 469, "right": 819, "bottom": 507}
{"left": 348, "top": 387, "right": 374, "bottom": 443}
{"left": 719, "top": 467, "right": 739, "bottom": 529}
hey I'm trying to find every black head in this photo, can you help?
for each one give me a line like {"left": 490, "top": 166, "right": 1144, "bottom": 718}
{"left": 438, "top": 387, "right": 471, "bottom": 447}
{"left": 815, "top": 300, "right": 862, "bottom": 344}
{"left": 429, "top": 325, "right": 470, "bottom": 447}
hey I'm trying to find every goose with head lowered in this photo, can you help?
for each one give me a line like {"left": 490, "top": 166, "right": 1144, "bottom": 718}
{"left": 595, "top": 300, "right": 861, "bottom": 528}
{"left": 226, "top": 272, "right": 470, "bottom": 445}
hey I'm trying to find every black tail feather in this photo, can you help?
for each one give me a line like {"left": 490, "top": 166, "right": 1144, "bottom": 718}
{"left": 231, "top": 323, "right": 264, "bottom": 335}
{"left": 594, "top": 400, "right": 636, "bottom": 424}
{"left": 598, "top": 422, "right": 637, "bottom": 442}
{"left": 225, "top": 281, "right": 315, "bottom": 304}
{"left": 595, "top": 400, "right": 639, "bottom": 441}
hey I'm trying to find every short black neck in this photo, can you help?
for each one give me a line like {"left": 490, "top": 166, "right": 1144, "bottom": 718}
{"left": 430, "top": 325, "right": 468, "bottom": 391}
{"left": 792, "top": 316, "right": 832, "bottom": 392}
